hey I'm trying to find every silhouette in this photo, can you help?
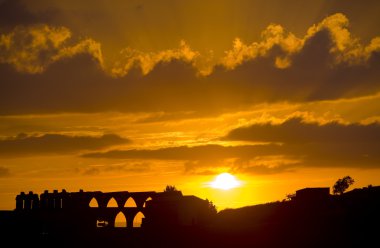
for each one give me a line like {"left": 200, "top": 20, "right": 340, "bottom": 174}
{"left": 333, "top": 175, "right": 355, "bottom": 195}
{"left": 294, "top": 187, "right": 330, "bottom": 202}
{"left": 0, "top": 185, "right": 379, "bottom": 248}
{"left": 164, "top": 185, "right": 178, "bottom": 192}
{"left": 0, "top": 188, "right": 217, "bottom": 247}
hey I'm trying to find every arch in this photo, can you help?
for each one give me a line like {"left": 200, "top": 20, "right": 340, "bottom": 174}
{"left": 107, "top": 197, "right": 118, "bottom": 208}
{"left": 133, "top": 211, "right": 145, "bottom": 228}
{"left": 143, "top": 197, "right": 152, "bottom": 208}
{"left": 89, "top": 197, "right": 99, "bottom": 208}
{"left": 114, "top": 212, "right": 127, "bottom": 228}
{"left": 124, "top": 197, "right": 137, "bottom": 207}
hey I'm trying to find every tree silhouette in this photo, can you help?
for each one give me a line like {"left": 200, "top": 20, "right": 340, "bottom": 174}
{"left": 206, "top": 199, "right": 217, "bottom": 214}
{"left": 164, "top": 185, "right": 178, "bottom": 192}
{"left": 333, "top": 176, "right": 355, "bottom": 195}
{"left": 285, "top": 193, "right": 296, "bottom": 201}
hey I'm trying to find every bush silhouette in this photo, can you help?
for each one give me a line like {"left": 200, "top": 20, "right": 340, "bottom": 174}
{"left": 164, "top": 185, "right": 178, "bottom": 192}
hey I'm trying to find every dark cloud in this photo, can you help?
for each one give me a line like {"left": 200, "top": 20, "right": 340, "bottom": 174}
{"left": 82, "top": 144, "right": 277, "bottom": 161}
{"left": 0, "top": 55, "right": 206, "bottom": 115}
{"left": 211, "top": 29, "right": 380, "bottom": 103}
{"left": 233, "top": 164, "right": 294, "bottom": 175}
{"left": 0, "top": 166, "right": 11, "bottom": 177}
{"left": 1, "top": 24, "right": 380, "bottom": 115}
{"left": 230, "top": 159, "right": 297, "bottom": 175}
{"left": 223, "top": 117, "right": 380, "bottom": 144}
{"left": 184, "top": 160, "right": 229, "bottom": 175}
{"left": 0, "top": 133, "right": 130, "bottom": 157}
{"left": 224, "top": 118, "right": 380, "bottom": 172}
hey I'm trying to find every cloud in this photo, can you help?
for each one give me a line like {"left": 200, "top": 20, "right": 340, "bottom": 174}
{"left": 208, "top": 28, "right": 380, "bottom": 103}
{"left": 0, "top": 133, "right": 130, "bottom": 157}
{"left": 230, "top": 157, "right": 298, "bottom": 175}
{"left": 0, "top": 55, "right": 205, "bottom": 115}
{"left": 111, "top": 40, "right": 199, "bottom": 76}
{"left": 2, "top": 13, "right": 379, "bottom": 75}
{"left": 0, "top": 24, "right": 103, "bottom": 73}
{"left": 182, "top": 158, "right": 296, "bottom": 175}
{"left": 1, "top": 14, "right": 380, "bottom": 115}
{"left": 223, "top": 118, "right": 380, "bottom": 172}
{"left": 0, "top": 24, "right": 200, "bottom": 76}
{"left": 220, "top": 13, "right": 380, "bottom": 70}
{"left": 82, "top": 144, "right": 277, "bottom": 161}
{"left": 81, "top": 144, "right": 302, "bottom": 175}
{"left": 83, "top": 118, "right": 380, "bottom": 174}
{"left": 82, "top": 143, "right": 304, "bottom": 176}
{"left": 0, "top": 166, "right": 11, "bottom": 177}
{"left": 220, "top": 24, "right": 302, "bottom": 70}
{"left": 79, "top": 162, "right": 150, "bottom": 176}
{"left": 133, "top": 111, "right": 199, "bottom": 123}
{"left": 223, "top": 117, "right": 380, "bottom": 144}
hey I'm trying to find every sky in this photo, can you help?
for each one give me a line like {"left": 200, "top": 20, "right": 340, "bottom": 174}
{"left": 1, "top": 0, "right": 380, "bottom": 210}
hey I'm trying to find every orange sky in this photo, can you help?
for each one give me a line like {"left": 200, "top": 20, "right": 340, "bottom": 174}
{"left": 1, "top": 0, "right": 380, "bottom": 210}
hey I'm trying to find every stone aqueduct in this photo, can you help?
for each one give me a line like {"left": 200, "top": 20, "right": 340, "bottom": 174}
{"left": 15, "top": 189, "right": 158, "bottom": 228}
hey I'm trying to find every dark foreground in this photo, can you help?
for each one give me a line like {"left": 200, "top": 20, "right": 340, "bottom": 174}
{"left": 1, "top": 186, "right": 379, "bottom": 248}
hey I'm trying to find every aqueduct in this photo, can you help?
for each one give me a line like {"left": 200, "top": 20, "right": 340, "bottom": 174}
{"left": 15, "top": 189, "right": 157, "bottom": 228}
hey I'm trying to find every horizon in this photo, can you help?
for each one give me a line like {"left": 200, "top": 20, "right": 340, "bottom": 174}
{"left": 1, "top": 0, "right": 380, "bottom": 211}
{"left": 1, "top": 180, "right": 374, "bottom": 212}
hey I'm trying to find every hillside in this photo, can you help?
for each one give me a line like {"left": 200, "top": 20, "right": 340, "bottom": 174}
{"left": 212, "top": 186, "right": 380, "bottom": 247}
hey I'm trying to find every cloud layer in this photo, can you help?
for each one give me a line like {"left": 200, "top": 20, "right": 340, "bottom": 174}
{"left": 0, "top": 133, "right": 130, "bottom": 157}
{"left": 83, "top": 118, "right": 380, "bottom": 174}
{"left": 1, "top": 13, "right": 380, "bottom": 115}
{"left": 224, "top": 117, "right": 380, "bottom": 143}
{"left": 1, "top": 13, "right": 380, "bottom": 75}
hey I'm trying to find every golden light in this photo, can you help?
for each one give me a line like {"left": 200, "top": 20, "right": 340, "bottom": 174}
{"left": 210, "top": 172, "right": 241, "bottom": 190}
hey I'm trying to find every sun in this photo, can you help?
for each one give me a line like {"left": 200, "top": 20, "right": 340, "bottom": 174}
{"left": 210, "top": 172, "right": 241, "bottom": 190}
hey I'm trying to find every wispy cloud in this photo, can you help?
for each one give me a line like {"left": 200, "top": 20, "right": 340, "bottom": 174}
{"left": 78, "top": 162, "right": 151, "bottom": 176}
{"left": 83, "top": 118, "right": 380, "bottom": 174}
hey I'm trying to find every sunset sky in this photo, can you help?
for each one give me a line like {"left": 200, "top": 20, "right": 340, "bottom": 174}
{"left": 1, "top": 0, "right": 380, "bottom": 210}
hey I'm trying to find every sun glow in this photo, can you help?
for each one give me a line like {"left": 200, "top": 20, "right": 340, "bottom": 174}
{"left": 210, "top": 173, "right": 241, "bottom": 190}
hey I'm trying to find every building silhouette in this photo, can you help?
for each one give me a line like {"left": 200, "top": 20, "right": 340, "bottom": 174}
{"left": 294, "top": 187, "right": 330, "bottom": 202}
